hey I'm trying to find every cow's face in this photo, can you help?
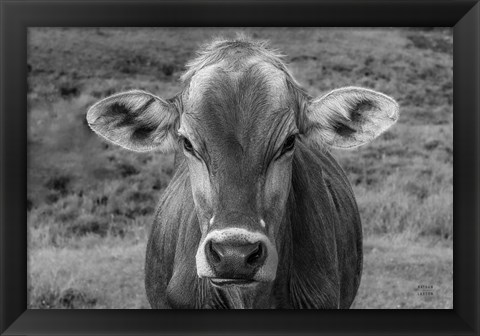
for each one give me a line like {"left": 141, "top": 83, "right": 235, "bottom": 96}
{"left": 180, "top": 61, "right": 296, "bottom": 284}
{"left": 86, "top": 39, "right": 398, "bottom": 288}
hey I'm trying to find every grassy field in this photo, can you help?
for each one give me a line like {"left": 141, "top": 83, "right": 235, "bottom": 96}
{"left": 27, "top": 28, "right": 453, "bottom": 309}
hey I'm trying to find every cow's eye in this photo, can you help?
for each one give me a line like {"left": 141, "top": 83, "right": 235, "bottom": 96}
{"left": 281, "top": 134, "right": 296, "bottom": 154}
{"left": 183, "top": 137, "right": 194, "bottom": 152}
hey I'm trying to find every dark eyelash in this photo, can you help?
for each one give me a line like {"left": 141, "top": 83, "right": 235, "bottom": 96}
{"left": 182, "top": 137, "right": 193, "bottom": 152}
{"left": 281, "top": 134, "right": 296, "bottom": 154}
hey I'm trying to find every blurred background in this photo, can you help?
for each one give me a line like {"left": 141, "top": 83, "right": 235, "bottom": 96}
{"left": 27, "top": 28, "right": 453, "bottom": 309}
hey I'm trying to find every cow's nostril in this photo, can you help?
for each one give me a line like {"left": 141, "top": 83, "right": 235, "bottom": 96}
{"left": 205, "top": 240, "right": 267, "bottom": 279}
{"left": 208, "top": 241, "right": 221, "bottom": 264}
{"left": 246, "top": 243, "right": 263, "bottom": 266}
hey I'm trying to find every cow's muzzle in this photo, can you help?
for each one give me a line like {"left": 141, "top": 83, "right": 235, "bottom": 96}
{"left": 196, "top": 228, "right": 278, "bottom": 283}
{"left": 206, "top": 240, "right": 266, "bottom": 280}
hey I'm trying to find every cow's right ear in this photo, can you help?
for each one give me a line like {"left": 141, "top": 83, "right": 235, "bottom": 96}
{"left": 86, "top": 90, "right": 179, "bottom": 153}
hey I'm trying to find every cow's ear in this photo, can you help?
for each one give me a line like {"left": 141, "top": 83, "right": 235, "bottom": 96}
{"left": 303, "top": 87, "right": 399, "bottom": 149}
{"left": 87, "top": 90, "right": 179, "bottom": 152}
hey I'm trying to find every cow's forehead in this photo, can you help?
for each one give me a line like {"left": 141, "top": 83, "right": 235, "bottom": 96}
{"left": 179, "top": 57, "right": 296, "bottom": 167}
{"left": 183, "top": 59, "right": 290, "bottom": 114}
{"left": 182, "top": 60, "right": 293, "bottom": 140}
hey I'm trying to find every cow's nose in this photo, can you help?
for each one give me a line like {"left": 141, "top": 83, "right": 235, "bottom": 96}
{"left": 205, "top": 240, "right": 267, "bottom": 279}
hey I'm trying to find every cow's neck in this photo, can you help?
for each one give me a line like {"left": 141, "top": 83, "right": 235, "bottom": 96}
{"left": 196, "top": 280, "right": 275, "bottom": 309}
{"left": 274, "top": 145, "right": 341, "bottom": 309}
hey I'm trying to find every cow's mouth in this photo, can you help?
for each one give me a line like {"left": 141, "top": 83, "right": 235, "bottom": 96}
{"left": 209, "top": 278, "right": 256, "bottom": 287}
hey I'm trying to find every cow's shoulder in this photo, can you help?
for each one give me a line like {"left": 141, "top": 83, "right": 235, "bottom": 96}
{"left": 286, "top": 142, "right": 361, "bottom": 308}
{"left": 145, "top": 161, "right": 197, "bottom": 308}
{"left": 304, "top": 144, "right": 363, "bottom": 308}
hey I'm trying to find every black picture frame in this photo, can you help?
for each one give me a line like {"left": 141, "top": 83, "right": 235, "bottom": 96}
{"left": 1, "top": 0, "right": 478, "bottom": 335}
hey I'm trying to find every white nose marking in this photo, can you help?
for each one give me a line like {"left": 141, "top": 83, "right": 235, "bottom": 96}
{"left": 260, "top": 219, "right": 266, "bottom": 228}
{"left": 209, "top": 216, "right": 215, "bottom": 226}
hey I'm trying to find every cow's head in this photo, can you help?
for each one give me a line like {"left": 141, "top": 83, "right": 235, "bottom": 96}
{"left": 87, "top": 36, "right": 398, "bottom": 289}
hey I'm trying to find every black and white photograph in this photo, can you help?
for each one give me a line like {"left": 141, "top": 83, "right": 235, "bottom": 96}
{"left": 27, "top": 27, "right": 453, "bottom": 309}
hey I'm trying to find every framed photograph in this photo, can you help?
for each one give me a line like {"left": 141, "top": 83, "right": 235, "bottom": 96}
{"left": 1, "top": 0, "right": 479, "bottom": 335}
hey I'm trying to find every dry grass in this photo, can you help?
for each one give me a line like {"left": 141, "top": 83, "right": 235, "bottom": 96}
{"left": 352, "top": 236, "right": 452, "bottom": 309}
{"left": 27, "top": 27, "right": 453, "bottom": 309}
{"left": 28, "top": 239, "right": 149, "bottom": 309}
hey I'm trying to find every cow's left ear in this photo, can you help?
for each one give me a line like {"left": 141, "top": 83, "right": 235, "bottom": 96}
{"left": 303, "top": 87, "right": 399, "bottom": 149}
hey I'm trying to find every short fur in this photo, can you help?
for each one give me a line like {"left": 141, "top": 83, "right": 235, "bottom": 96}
{"left": 145, "top": 141, "right": 362, "bottom": 308}
{"left": 143, "top": 36, "right": 365, "bottom": 309}
{"left": 87, "top": 35, "right": 399, "bottom": 309}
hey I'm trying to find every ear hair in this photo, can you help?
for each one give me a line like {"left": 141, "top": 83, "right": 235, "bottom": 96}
{"left": 304, "top": 87, "right": 399, "bottom": 149}
{"left": 87, "top": 90, "right": 180, "bottom": 153}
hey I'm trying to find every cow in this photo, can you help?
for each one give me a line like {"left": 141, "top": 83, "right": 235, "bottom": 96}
{"left": 86, "top": 35, "right": 398, "bottom": 309}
